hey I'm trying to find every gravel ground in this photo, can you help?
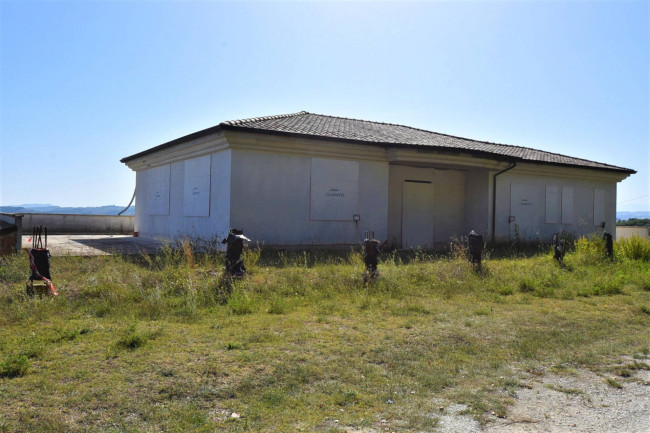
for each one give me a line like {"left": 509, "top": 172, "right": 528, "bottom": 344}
{"left": 482, "top": 360, "right": 650, "bottom": 433}
{"left": 343, "top": 357, "right": 650, "bottom": 433}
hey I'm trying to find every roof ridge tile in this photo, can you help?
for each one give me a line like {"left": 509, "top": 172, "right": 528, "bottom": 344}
{"left": 221, "top": 111, "right": 308, "bottom": 126}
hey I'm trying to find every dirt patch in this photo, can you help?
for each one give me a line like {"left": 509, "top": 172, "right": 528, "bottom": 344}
{"left": 340, "top": 358, "right": 650, "bottom": 433}
{"left": 484, "top": 358, "right": 650, "bottom": 433}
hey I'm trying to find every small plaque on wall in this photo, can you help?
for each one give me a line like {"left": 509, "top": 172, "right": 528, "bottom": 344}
{"left": 183, "top": 155, "right": 211, "bottom": 217}
{"left": 310, "top": 158, "right": 359, "bottom": 220}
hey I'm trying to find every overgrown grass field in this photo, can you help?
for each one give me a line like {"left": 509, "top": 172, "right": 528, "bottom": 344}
{"left": 1, "top": 236, "right": 649, "bottom": 432}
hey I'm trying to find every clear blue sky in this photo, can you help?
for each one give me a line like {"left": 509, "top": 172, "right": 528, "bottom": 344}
{"left": 1, "top": 1, "right": 648, "bottom": 211}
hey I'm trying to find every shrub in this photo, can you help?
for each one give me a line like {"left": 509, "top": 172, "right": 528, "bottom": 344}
{"left": 616, "top": 236, "right": 650, "bottom": 261}
{"left": 242, "top": 246, "right": 262, "bottom": 270}
{"left": 228, "top": 291, "right": 256, "bottom": 315}
{"left": 0, "top": 253, "right": 26, "bottom": 284}
{"left": 114, "top": 322, "right": 160, "bottom": 351}
{"left": 593, "top": 279, "right": 624, "bottom": 296}
{"left": 519, "top": 278, "right": 536, "bottom": 293}
{"left": 0, "top": 354, "right": 29, "bottom": 378}
{"left": 573, "top": 235, "right": 606, "bottom": 265}
{"left": 267, "top": 296, "right": 288, "bottom": 315}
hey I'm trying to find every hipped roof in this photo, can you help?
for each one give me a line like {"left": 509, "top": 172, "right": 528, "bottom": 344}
{"left": 121, "top": 111, "right": 635, "bottom": 174}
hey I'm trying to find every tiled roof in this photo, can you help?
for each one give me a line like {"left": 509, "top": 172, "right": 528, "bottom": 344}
{"left": 220, "top": 111, "right": 634, "bottom": 173}
{"left": 122, "top": 111, "right": 635, "bottom": 174}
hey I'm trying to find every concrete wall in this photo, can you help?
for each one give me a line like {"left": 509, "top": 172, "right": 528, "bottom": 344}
{"left": 387, "top": 165, "right": 466, "bottom": 247}
{"left": 230, "top": 149, "right": 388, "bottom": 246}
{"left": 617, "top": 226, "right": 649, "bottom": 239}
{"left": 494, "top": 168, "right": 618, "bottom": 241}
{"left": 0, "top": 213, "right": 23, "bottom": 250}
{"left": 18, "top": 213, "right": 133, "bottom": 234}
{"left": 135, "top": 149, "right": 231, "bottom": 239}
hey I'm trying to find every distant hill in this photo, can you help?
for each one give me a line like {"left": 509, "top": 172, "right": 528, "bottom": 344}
{"left": 617, "top": 211, "right": 650, "bottom": 221}
{"left": 0, "top": 204, "right": 135, "bottom": 215}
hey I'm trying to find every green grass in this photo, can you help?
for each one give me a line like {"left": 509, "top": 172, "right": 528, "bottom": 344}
{"left": 605, "top": 377, "right": 624, "bottom": 389}
{"left": 0, "top": 237, "right": 649, "bottom": 432}
{"left": 544, "top": 384, "right": 585, "bottom": 395}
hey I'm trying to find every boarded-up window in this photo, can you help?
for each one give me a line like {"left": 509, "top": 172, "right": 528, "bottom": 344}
{"left": 183, "top": 155, "right": 211, "bottom": 217}
{"left": 545, "top": 186, "right": 560, "bottom": 223}
{"left": 562, "top": 187, "right": 573, "bottom": 224}
{"left": 146, "top": 165, "right": 170, "bottom": 216}
{"left": 594, "top": 189, "right": 606, "bottom": 226}
{"left": 310, "top": 158, "right": 359, "bottom": 220}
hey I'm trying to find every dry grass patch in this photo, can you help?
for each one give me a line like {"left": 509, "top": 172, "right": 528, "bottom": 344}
{"left": 1, "top": 240, "right": 649, "bottom": 431}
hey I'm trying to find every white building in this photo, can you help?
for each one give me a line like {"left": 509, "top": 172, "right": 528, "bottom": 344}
{"left": 121, "top": 111, "right": 635, "bottom": 248}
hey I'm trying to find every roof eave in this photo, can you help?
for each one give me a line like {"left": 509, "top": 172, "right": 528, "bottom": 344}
{"left": 221, "top": 125, "right": 636, "bottom": 175}
{"left": 120, "top": 125, "right": 225, "bottom": 164}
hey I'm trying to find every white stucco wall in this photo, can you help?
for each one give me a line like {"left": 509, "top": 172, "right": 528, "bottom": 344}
{"left": 387, "top": 165, "right": 466, "bottom": 247}
{"left": 134, "top": 149, "right": 231, "bottom": 239}
{"left": 465, "top": 169, "right": 490, "bottom": 236}
{"left": 493, "top": 168, "right": 617, "bottom": 241}
{"left": 229, "top": 149, "right": 388, "bottom": 246}
{"left": 125, "top": 130, "right": 629, "bottom": 247}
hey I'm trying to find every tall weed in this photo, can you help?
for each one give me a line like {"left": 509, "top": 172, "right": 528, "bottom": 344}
{"left": 616, "top": 236, "right": 650, "bottom": 261}
{"left": 0, "top": 354, "right": 29, "bottom": 378}
{"left": 572, "top": 235, "right": 606, "bottom": 265}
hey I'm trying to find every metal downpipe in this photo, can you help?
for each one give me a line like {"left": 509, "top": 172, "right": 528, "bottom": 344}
{"left": 118, "top": 189, "right": 136, "bottom": 216}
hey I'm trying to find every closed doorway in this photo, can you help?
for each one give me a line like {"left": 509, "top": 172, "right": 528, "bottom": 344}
{"left": 401, "top": 180, "right": 434, "bottom": 248}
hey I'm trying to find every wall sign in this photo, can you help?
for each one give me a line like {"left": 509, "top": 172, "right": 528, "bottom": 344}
{"left": 183, "top": 155, "right": 211, "bottom": 217}
{"left": 310, "top": 158, "right": 359, "bottom": 220}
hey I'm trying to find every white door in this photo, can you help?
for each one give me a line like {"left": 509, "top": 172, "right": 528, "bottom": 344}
{"left": 509, "top": 183, "right": 541, "bottom": 240}
{"left": 402, "top": 181, "right": 434, "bottom": 248}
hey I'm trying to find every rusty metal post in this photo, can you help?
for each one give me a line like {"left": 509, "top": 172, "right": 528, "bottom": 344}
{"left": 221, "top": 228, "right": 250, "bottom": 278}
{"left": 468, "top": 231, "right": 483, "bottom": 271}
{"left": 363, "top": 230, "right": 382, "bottom": 283}
{"left": 603, "top": 232, "right": 613, "bottom": 259}
{"left": 552, "top": 232, "right": 565, "bottom": 265}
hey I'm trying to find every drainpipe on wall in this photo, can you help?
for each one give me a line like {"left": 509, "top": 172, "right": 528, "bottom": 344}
{"left": 491, "top": 162, "right": 517, "bottom": 243}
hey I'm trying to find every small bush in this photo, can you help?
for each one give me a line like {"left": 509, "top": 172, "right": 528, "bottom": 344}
{"left": 616, "top": 236, "right": 650, "bottom": 261}
{"left": 605, "top": 377, "right": 623, "bottom": 389}
{"left": 226, "top": 341, "right": 244, "bottom": 350}
{"left": 335, "top": 390, "right": 359, "bottom": 406}
{"left": 533, "top": 286, "right": 555, "bottom": 298}
{"left": 242, "top": 246, "right": 262, "bottom": 270}
{"left": 497, "top": 286, "right": 514, "bottom": 296}
{"left": 0, "top": 354, "right": 29, "bottom": 378}
{"left": 114, "top": 322, "right": 159, "bottom": 351}
{"left": 228, "top": 291, "right": 256, "bottom": 315}
{"left": 573, "top": 235, "right": 606, "bottom": 265}
{"left": 0, "top": 254, "right": 25, "bottom": 284}
{"left": 593, "top": 279, "right": 624, "bottom": 296}
{"left": 18, "top": 337, "right": 45, "bottom": 359}
{"left": 519, "top": 278, "right": 536, "bottom": 293}
{"left": 267, "top": 296, "right": 288, "bottom": 315}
